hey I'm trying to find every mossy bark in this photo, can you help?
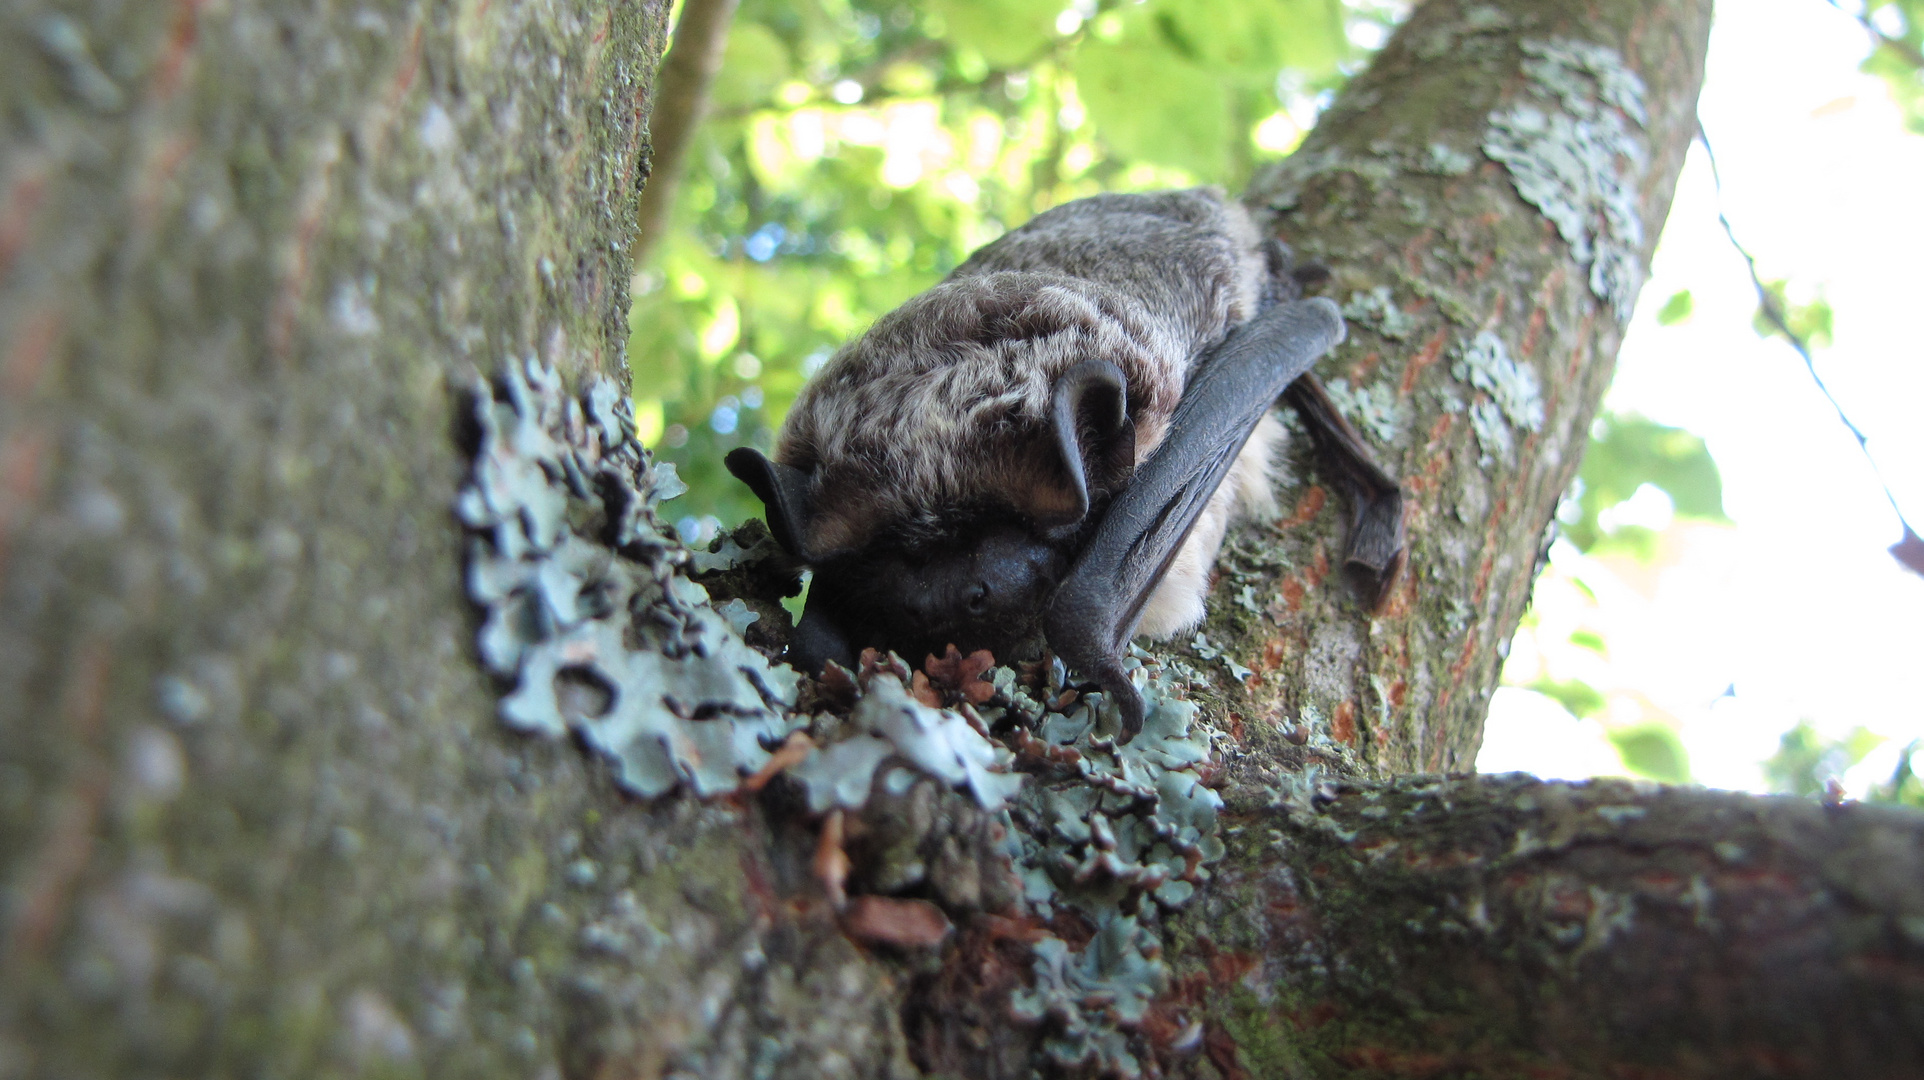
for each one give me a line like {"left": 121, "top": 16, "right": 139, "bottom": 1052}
{"left": 1, "top": 2, "right": 910, "bottom": 1077}
{"left": 1175, "top": 776, "right": 1924, "bottom": 1078}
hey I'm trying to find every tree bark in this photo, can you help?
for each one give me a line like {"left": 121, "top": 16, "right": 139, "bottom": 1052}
{"left": 1213, "top": 0, "right": 1713, "bottom": 779}
{"left": 5, "top": 0, "right": 1922, "bottom": 1079}
{"left": 1, "top": 2, "right": 909, "bottom": 1077}
{"left": 1174, "top": 777, "right": 1924, "bottom": 1078}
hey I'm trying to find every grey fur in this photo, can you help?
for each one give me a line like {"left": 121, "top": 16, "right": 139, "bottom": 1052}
{"left": 770, "top": 188, "right": 1286, "bottom": 640}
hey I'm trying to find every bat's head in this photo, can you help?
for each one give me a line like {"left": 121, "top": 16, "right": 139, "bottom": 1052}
{"left": 724, "top": 359, "right": 1136, "bottom": 671}
{"left": 806, "top": 522, "right": 1068, "bottom": 664}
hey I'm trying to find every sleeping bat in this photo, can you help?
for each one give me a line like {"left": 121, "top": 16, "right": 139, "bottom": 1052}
{"left": 725, "top": 189, "right": 1403, "bottom": 737}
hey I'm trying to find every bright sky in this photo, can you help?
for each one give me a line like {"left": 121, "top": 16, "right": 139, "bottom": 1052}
{"left": 1477, "top": 0, "right": 1924, "bottom": 793}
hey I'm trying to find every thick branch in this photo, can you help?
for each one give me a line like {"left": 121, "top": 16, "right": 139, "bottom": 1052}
{"left": 1167, "top": 774, "right": 1924, "bottom": 1077}
{"left": 633, "top": 0, "right": 741, "bottom": 266}
{"left": 1194, "top": 0, "right": 1713, "bottom": 779}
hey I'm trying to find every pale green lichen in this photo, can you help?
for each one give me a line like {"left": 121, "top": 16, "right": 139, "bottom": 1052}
{"left": 1323, "top": 376, "right": 1404, "bottom": 445}
{"left": 1482, "top": 38, "right": 1650, "bottom": 320}
{"left": 1451, "top": 331, "right": 1543, "bottom": 462}
{"left": 1191, "top": 631, "right": 1254, "bottom": 683}
{"left": 1421, "top": 141, "right": 1476, "bottom": 177}
{"left": 789, "top": 673, "right": 1024, "bottom": 813}
{"left": 1006, "top": 652, "right": 1225, "bottom": 1076}
{"left": 1341, "top": 286, "right": 1419, "bottom": 342}
{"left": 458, "top": 361, "right": 801, "bottom": 798}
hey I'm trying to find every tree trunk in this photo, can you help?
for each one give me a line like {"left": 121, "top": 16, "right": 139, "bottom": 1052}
{"left": 4, "top": 1, "right": 1921, "bottom": 1079}
{"left": 2, "top": 2, "right": 908, "bottom": 1077}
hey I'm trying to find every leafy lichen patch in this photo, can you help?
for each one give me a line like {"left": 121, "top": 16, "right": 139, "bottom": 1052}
{"left": 790, "top": 671, "right": 1024, "bottom": 813}
{"left": 458, "top": 361, "right": 801, "bottom": 798}
{"left": 1482, "top": 38, "right": 1650, "bottom": 319}
{"left": 1323, "top": 377, "right": 1405, "bottom": 445}
{"left": 1450, "top": 330, "right": 1543, "bottom": 463}
{"left": 1341, "top": 285, "right": 1419, "bottom": 342}
{"left": 1002, "top": 652, "right": 1226, "bottom": 1076}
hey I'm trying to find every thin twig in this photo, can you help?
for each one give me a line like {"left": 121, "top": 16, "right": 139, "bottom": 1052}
{"left": 1696, "top": 124, "right": 1923, "bottom": 569}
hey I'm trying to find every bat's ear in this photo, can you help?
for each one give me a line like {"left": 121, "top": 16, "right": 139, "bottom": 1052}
{"left": 1045, "top": 360, "right": 1136, "bottom": 526}
{"left": 724, "top": 447, "right": 815, "bottom": 560}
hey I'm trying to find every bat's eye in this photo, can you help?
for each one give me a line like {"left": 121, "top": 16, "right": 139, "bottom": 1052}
{"left": 966, "top": 582, "right": 990, "bottom": 615}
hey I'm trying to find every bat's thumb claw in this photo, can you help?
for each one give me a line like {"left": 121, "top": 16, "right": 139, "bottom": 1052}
{"left": 1115, "top": 681, "right": 1146, "bottom": 742}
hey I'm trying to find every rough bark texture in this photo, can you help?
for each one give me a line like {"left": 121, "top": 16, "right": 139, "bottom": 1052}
{"left": 1176, "top": 776, "right": 1924, "bottom": 1078}
{"left": 6, "top": 0, "right": 1922, "bottom": 1078}
{"left": 0, "top": 2, "right": 912, "bottom": 1077}
{"left": 1198, "top": 0, "right": 1713, "bottom": 780}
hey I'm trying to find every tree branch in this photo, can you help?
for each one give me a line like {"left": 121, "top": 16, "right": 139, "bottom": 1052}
{"left": 633, "top": 0, "right": 741, "bottom": 267}
{"left": 1168, "top": 773, "right": 1924, "bottom": 1077}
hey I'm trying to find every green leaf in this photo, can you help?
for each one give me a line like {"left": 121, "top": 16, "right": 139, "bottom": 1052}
{"left": 1751, "top": 278, "right": 1834, "bottom": 349}
{"left": 1655, "top": 289, "right": 1693, "bottom": 325}
{"left": 712, "top": 21, "right": 792, "bottom": 110}
{"left": 1860, "top": 1, "right": 1924, "bottom": 133}
{"left": 1148, "top": 0, "right": 1347, "bottom": 78}
{"left": 1075, "top": 35, "right": 1230, "bottom": 179}
{"left": 1609, "top": 724, "right": 1691, "bottom": 785}
{"left": 1529, "top": 677, "right": 1606, "bottom": 719}
{"left": 925, "top": 0, "right": 1058, "bottom": 68}
{"left": 1764, "top": 722, "right": 1885, "bottom": 798}
{"left": 1565, "top": 411, "right": 1726, "bottom": 552}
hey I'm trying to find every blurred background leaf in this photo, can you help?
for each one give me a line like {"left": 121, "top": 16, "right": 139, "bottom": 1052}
{"left": 1609, "top": 723, "right": 1693, "bottom": 785}
{"left": 1559, "top": 411, "right": 1728, "bottom": 556}
{"left": 1763, "top": 721, "right": 1885, "bottom": 796}
{"left": 1854, "top": 0, "right": 1924, "bottom": 132}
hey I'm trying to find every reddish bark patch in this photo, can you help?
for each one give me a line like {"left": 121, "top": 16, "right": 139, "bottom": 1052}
{"left": 133, "top": 135, "right": 198, "bottom": 230}
{"left": 149, "top": 0, "right": 206, "bottom": 102}
{"left": 1334, "top": 1045, "right": 1453, "bottom": 1076}
{"left": 905, "top": 915, "right": 1045, "bottom": 1076}
{"left": 1399, "top": 328, "right": 1449, "bottom": 397}
{"left": 5, "top": 308, "right": 61, "bottom": 399}
{"left": 1205, "top": 1024, "right": 1250, "bottom": 1080}
{"left": 842, "top": 895, "right": 952, "bottom": 948}
{"left": 0, "top": 167, "right": 49, "bottom": 281}
{"left": 1520, "top": 302, "right": 1548, "bottom": 358}
{"left": 1400, "top": 227, "right": 1436, "bottom": 275}
{"left": 1331, "top": 700, "right": 1359, "bottom": 746}
{"left": 1307, "top": 545, "right": 1330, "bottom": 589}
{"left": 1279, "top": 577, "right": 1306, "bottom": 613}
{"left": 1281, "top": 484, "right": 1327, "bottom": 529}
{"left": 1260, "top": 637, "right": 1290, "bottom": 671}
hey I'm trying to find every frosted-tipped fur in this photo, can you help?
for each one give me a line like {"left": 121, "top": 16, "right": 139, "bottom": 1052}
{"left": 763, "top": 188, "right": 1297, "bottom": 652}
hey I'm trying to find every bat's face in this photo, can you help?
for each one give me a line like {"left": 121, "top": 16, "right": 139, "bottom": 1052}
{"left": 807, "top": 523, "right": 1069, "bottom": 664}
{"left": 724, "top": 357, "right": 1134, "bottom": 674}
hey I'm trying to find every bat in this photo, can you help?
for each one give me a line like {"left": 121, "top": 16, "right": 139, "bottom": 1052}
{"left": 724, "top": 190, "right": 1403, "bottom": 737}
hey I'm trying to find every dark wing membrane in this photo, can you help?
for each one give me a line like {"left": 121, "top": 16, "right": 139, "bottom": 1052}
{"left": 1044, "top": 298, "right": 1348, "bottom": 738}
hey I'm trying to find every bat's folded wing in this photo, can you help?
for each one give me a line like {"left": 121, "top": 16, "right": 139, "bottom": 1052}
{"left": 1044, "top": 298, "right": 1348, "bottom": 739}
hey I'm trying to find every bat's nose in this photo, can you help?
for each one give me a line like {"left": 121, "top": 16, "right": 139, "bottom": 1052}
{"left": 965, "top": 582, "right": 990, "bottom": 615}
